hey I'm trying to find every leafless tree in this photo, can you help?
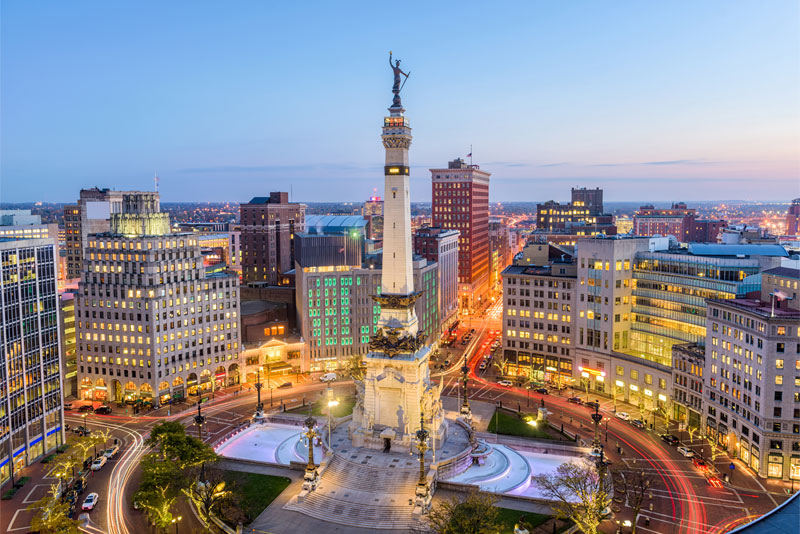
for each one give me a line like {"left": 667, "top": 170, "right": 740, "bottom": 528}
{"left": 533, "top": 461, "right": 611, "bottom": 534}
{"left": 612, "top": 466, "right": 658, "bottom": 534}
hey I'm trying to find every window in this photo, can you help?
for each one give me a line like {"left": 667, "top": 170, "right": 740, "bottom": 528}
{"left": 776, "top": 359, "right": 784, "bottom": 369}
{"left": 770, "top": 440, "right": 783, "bottom": 450}
{"left": 776, "top": 375, "right": 783, "bottom": 385}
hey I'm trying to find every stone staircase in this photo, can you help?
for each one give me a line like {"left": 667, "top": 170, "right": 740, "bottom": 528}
{"left": 284, "top": 453, "right": 422, "bottom": 530}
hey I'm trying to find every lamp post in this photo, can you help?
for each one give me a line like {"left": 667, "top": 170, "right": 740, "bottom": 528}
{"left": 171, "top": 516, "right": 182, "bottom": 534}
{"left": 415, "top": 410, "right": 430, "bottom": 507}
{"left": 302, "top": 415, "right": 319, "bottom": 490}
{"left": 327, "top": 387, "right": 339, "bottom": 448}
{"left": 591, "top": 404, "right": 603, "bottom": 449}
{"left": 254, "top": 365, "right": 263, "bottom": 417}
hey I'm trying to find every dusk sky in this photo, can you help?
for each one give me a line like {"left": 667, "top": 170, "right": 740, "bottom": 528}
{"left": 1, "top": 1, "right": 798, "bottom": 204}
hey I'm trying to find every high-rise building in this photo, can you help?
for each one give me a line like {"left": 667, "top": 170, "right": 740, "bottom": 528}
{"left": 75, "top": 195, "right": 241, "bottom": 407}
{"left": 704, "top": 269, "right": 800, "bottom": 482}
{"left": 362, "top": 196, "right": 384, "bottom": 241}
{"left": 671, "top": 343, "right": 705, "bottom": 429}
{"left": 64, "top": 188, "right": 132, "bottom": 280}
{"left": 1, "top": 238, "right": 65, "bottom": 486}
{"left": 295, "top": 216, "right": 439, "bottom": 371}
{"left": 431, "top": 158, "right": 491, "bottom": 311}
{"left": 536, "top": 187, "right": 616, "bottom": 236}
{"left": 59, "top": 287, "right": 78, "bottom": 398}
{"left": 240, "top": 192, "right": 305, "bottom": 285}
{"left": 786, "top": 198, "right": 800, "bottom": 236}
{"left": 413, "top": 226, "right": 459, "bottom": 331}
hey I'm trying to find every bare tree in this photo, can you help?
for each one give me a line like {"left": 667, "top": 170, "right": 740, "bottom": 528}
{"left": 344, "top": 353, "right": 366, "bottom": 381}
{"left": 493, "top": 354, "right": 509, "bottom": 378}
{"left": 183, "top": 467, "right": 232, "bottom": 528}
{"left": 533, "top": 461, "right": 611, "bottom": 534}
{"left": 413, "top": 488, "right": 502, "bottom": 534}
{"left": 612, "top": 466, "right": 658, "bottom": 534}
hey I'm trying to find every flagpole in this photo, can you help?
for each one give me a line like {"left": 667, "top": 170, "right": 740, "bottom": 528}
{"left": 771, "top": 292, "right": 775, "bottom": 318}
{"left": 470, "top": 144, "right": 473, "bottom": 166}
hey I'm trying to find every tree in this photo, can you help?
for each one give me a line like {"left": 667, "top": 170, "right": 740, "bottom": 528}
{"left": 343, "top": 353, "right": 366, "bottom": 381}
{"left": 686, "top": 426, "right": 699, "bottom": 453}
{"left": 413, "top": 488, "right": 502, "bottom": 534}
{"left": 533, "top": 461, "right": 611, "bottom": 534}
{"left": 493, "top": 354, "right": 509, "bottom": 378}
{"left": 612, "top": 466, "right": 658, "bottom": 534}
{"left": 29, "top": 484, "right": 80, "bottom": 534}
{"left": 146, "top": 421, "right": 217, "bottom": 469}
{"left": 183, "top": 467, "right": 232, "bottom": 528}
{"left": 135, "top": 485, "right": 176, "bottom": 530}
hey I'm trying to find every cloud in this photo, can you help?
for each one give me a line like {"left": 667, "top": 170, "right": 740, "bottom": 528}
{"left": 643, "top": 159, "right": 714, "bottom": 166}
{"left": 538, "top": 162, "right": 569, "bottom": 167}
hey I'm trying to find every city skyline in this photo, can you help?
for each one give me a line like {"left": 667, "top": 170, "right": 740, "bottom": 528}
{"left": 2, "top": 1, "right": 798, "bottom": 203}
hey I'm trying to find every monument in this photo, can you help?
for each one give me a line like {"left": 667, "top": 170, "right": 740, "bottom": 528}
{"left": 349, "top": 52, "right": 446, "bottom": 454}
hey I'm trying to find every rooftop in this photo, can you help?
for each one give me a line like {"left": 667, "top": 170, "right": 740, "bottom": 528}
{"left": 241, "top": 300, "right": 285, "bottom": 315}
{"left": 708, "top": 298, "right": 800, "bottom": 319}
{"left": 305, "top": 215, "right": 368, "bottom": 234}
{"left": 687, "top": 243, "right": 789, "bottom": 257}
{"left": 762, "top": 266, "right": 800, "bottom": 280}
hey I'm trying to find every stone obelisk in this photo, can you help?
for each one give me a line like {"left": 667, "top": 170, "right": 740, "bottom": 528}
{"left": 350, "top": 54, "right": 445, "bottom": 453}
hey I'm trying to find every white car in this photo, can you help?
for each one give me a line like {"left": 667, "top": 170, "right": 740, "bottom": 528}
{"left": 615, "top": 412, "right": 630, "bottom": 421}
{"left": 103, "top": 445, "right": 120, "bottom": 459}
{"left": 319, "top": 372, "right": 337, "bottom": 382}
{"left": 82, "top": 493, "right": 99, "bottom": 511}
{"left": 497, "top": 380, "right": 513, "bottom": 387}
{"left": 91, "top": 456, "right": 107, "bottom": 471}
{"left": 677, "top": 446, "right": 695, "bottom": 458}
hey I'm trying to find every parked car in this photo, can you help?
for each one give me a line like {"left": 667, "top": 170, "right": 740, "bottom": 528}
{"left": 90, "top": 456, "right": 107, "bottom": 471}
{"left": 94, "top": 406, "right": 112, "bottom": 415}
{"left": 630, "top": 419, "right": 645, "bottom": 429}
{"left": 63, "top": 402, "right": 74, "bottom": 410}
{"left": 319, "top": 372, "right": 338, "bottom": 382}
{"left": 692, "top": 457, "right": 708, "bottom": 470}
{"left": 78, "top": 405, "right": 94, "bottom": 413}
{"left": 534, "top": 388, "right": 548, "bottom": 395}
{"left": 677, "top": 446, "right": 695, "bottom": 458}
{"left": 660, "top": 434, "right": 680, "bottom": 446}
{"left": 73, "top": 426, "right": 91, "bottom": 436}
{"left": 478, "top": 362, "right": 487, "bottom": 371}
{"left": 73, "top": 478, "right": 87, "bottom": 495}
{"left": 615, "top": 412, "right": 630, "bottom": 421}
{"left": 103, "top": 445, "right": 120, "bottom": 459}
{"left": 567, "top": 397, "right": 583, "bottom": 404}
{"left": 277, "top": 382, "right": 292, "bottom": 389}
{"left": 585, "top": 401, "right": 600, "bottom": 410}
{"left": 82, "top": 493, "right": 99, "bottom": 511}
{"left": 496, "top": 379, "right": 513, "bottom": 387}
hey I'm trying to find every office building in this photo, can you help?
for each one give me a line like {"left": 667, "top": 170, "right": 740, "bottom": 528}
{"left": 786, "top": 198, "right": 800, "bottom": 236}
{"left": 431, "top": 158, "right": 491, "bottom": 311}
{"left": 536, "top": 187, "right": 616, "bottom": 236}
{"left": 634, "top": 203, "right": 727, "bottom": 242}
{"left": 704, "top": 268, "right": 800, "bottom": 482}
{"left": 60, "top": 288, "right": 78, "bottom": 398}
{"left": 413, "top": 226, "right": 459, "bottom": 331}
{"left": 0, "top": 210, "right": 58, "bottom": 242}
{"left": 501, "top": 250, "right": 577, "bottom": 387}
{"left": 1, "top": 238, "right": 65, "bottom": 486}
{"left": 295, "top": 216, "right": 439, "bottom": 371}
{"left": 671, "top": 343, "right": 705, "bottom": 429}
{"left": 240, "top": 192, "right": 305, "bottom": 285}
{"left": 75, "top": 195, "right": 241, "bottom": 407}
{"left": 228, "top": 225, "right": 242, "bottom": 272}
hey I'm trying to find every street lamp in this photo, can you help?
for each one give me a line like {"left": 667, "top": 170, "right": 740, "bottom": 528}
{"left": 194, "top": 401, "right": 206, "bottom": 442}
{"left": 254, "top": 365, "right": 264, "bottom": 417}
{"left": 327, "top": 388, "right": 339, "bottom": 448}
{"left": 415, "top": 410, "right": 431, "bottom": 508}
{"left": 302, "top": 416, "right": 319, "bottom": 491}
{"left": 171, "top": 515, "right": 182, "bottom": 534}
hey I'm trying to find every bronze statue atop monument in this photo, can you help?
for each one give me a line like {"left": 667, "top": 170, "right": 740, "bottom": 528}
{"left": 389, "top": 51, "right": 410, "bottom": 108}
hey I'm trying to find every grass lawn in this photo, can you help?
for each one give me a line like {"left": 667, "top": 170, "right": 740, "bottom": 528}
{"left": 488, "top": 410, "right": 559, "bottom": 440}
{"left": 286, "top": 396, "right": 355, "bottom": 418}
{"left": 496, "top": 507, "right": 552, "bottom": 532}
{"left": 222, "top": 471, "right": 291, "bottom": 523}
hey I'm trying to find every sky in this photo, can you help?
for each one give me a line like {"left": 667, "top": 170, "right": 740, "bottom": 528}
{"left": 1, "top": 1, "right": 799, "bottom": 204}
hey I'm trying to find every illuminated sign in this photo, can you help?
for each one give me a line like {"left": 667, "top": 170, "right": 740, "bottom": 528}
{"left": 578, "top": 366, "right": 606, "bottom": 377}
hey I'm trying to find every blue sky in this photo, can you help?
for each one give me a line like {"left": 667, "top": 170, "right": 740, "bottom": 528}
{"left": 1, "top": 1, "right": 798, "bottom": 203}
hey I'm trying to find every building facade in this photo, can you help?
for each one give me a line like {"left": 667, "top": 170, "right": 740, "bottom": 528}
{"left": 75, "top": 201, "right": 241, "bottom": 408}
{"left": 431, "top": 158, "right": 490, "bottom": 311}
{"left": 536, "top": 187, "right": 616, "bottom": 236}
{"left": 633, "top": 203, "right": 726, "bottom": 242}
{"left": 671, "top": 343, "right": 705, "bottom": 430}
{"left": 413, "top": 226, "right": 459, "bottom": 331}
{"left": 785, "top": 198, "right": 800, "bottom": 236}
{"left": 240, "top": 192, "right": 305, "bottom": 285}
{"left": 705, "top": 282, "right": 800, "bottom": 482}
{"left": 1, "top": 238, "right": 65, "bottom": 486}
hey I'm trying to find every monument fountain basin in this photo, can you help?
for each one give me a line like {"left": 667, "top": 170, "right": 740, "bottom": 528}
{"left": 215, "top": 422, "right": 324, "bottom": 465}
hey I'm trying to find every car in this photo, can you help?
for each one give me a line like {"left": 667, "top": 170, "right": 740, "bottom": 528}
{"left": 94, "top": 406, "right": 112, "bottom": 415}
{"left": 63, "top": 402, "right": 74, "bottom": 410}
{"left": 277, "top": 382, "right": 292, "bottom": 389}
{"left": 615, "top": 412, "right": 630, "bottom": 421}
{"left": 692, "top": 457, "right": 708, "bottom": 470}
{"left": 90, "top": 456, "right": 107, "bottom": 471}
{"left": 319, "top": 372, "right": 338, "bottom": 382}
{"left": 660, "top": 434, "right": 680, "bottom": 446}
{"left": 630, "top": 419, "right": 645, "bottom": 429}
{"left": 78, "top": 405, "right": 94, "bottom": 413}
{"left": 677, "top": 446, "right": 695, "bottom": 458}
{"left": 73, "top": 426, "right": 91, "bottom": 436}
{"left": 478, "top": 362, "right": 487, "bottom": 371}
{"left": 82, "top": 493, "right": 99, "bottom": 511}
{"left": 470, "top": 328, "right": 476, "bottom": 333}
{"left": 63, "top": 490, "right": 78, "bottom": 506}
{"left": 460, "top": 339, "right": 468, "bottom": 345}
{"left": 443, "top": 359, "right": 450, "bottom": 367}
{"left": 567, "top": 397, "right": 583, "bottom": 404}
{"left": 73, "top": 478, "right": 87, "bottom": 495}
{"left": 707, "top": 475, "right": 723, "bottom": 488}
{"left": 103, "top": 445, "right": 120, "bottom": 459}
{"left": 585, "top": 401, "right": 600, "bottom": 410}
{"left": 496, "top": 380, "right": 513, "bottom": 387}
{"left": 534, "top": 388, "right": 548, "bottom": 395}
